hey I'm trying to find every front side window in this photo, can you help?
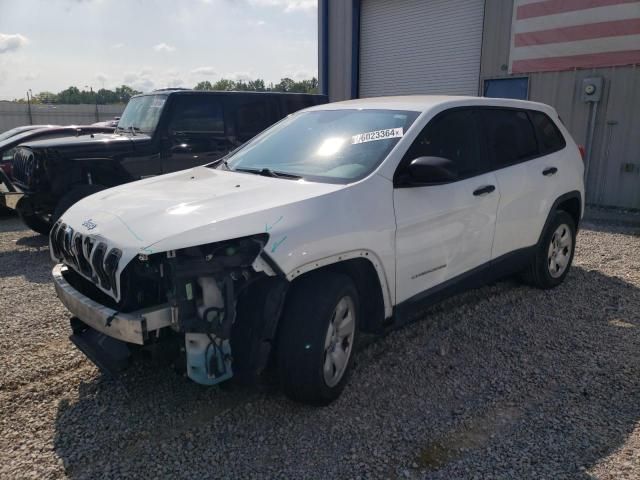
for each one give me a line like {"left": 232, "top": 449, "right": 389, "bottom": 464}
{"left": 222, "top": 109, "right": 420, "bottom": 183}
{"left": 402, "top": 109, "right": 483, "bottom": 179}
{"left": 169, "top": 96, "right": 224, "bottom": 134}
{"left": 481, "top": 109, "right": 538, "bottom": 168}
{"left": 117, "top": 94, "right": 167, "bottom": 134}
{"left": 529, "top": 111, "right": 566, "bottom": 154}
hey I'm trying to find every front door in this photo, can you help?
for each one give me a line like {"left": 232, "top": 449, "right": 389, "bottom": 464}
{"left": 393, "top": 108, "right": 500, "bottom": 304}
{"left": 162, "top": 95, "right": 232, "bottom": 173}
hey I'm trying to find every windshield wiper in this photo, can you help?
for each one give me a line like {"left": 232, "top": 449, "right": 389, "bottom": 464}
{"left": 233, "top": 167, "right": 302, "bottom": 180}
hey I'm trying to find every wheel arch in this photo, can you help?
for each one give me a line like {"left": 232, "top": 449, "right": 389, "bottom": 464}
{"left": 70, "top": 157, "right": 133, "bottom": 187}
{"left": 286, "top": 250, "right": 391, "bottom": 333}
{"left": 538, "top": 190, "right": 582, "bottom": 244}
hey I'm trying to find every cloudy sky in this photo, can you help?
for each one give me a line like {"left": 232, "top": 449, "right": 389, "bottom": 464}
{"left": 0, "top": 0, "right": 317, "bottom": 100}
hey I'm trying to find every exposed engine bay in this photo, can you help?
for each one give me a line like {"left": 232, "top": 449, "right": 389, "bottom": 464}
{"left": 53, "top": 232, "right": 289, "bottom": 386}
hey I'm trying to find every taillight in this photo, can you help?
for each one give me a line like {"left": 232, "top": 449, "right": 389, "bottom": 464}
{"left": 0, "top": 162, "right": 12, "bottom": 179}
{"left": 578, "top": 145, "right": 586, "bottom": 161}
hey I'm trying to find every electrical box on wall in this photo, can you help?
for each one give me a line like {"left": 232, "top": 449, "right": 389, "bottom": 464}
{"left": 581, "top": 77, "right": 603, "bottom": 102}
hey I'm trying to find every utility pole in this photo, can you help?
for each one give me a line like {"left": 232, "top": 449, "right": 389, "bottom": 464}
{"left": 85, "top": 85, "right": 99, "bottom": 122}
{"left": 26, "top": 90, "right": 33, "bottom": 125}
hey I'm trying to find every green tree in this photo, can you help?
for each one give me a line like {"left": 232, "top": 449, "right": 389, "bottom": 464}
{"left": 247, "top": 79, "right": 266, "bottom": 91}
{"left": 194, "top": 81, "right": 214, "bottom": 91}
{"left": 212, "top": 79, "right": 236, "bottom": 91}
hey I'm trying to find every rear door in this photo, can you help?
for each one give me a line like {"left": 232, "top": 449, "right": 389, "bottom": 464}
{"left": 162, "top": 95, "right": 232, "bottom": 173}
{"left": 229, "top": 95, "right": 279, "bottom": 144}
{"left": 481, "top": 108, "right": 565, "bottom": 259}
{"left": 393, "top": 108, "right": 500, "bottom": 303}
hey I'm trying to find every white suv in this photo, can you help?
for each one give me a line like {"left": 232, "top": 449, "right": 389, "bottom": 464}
{"left": 51, "top": 96, "right": 584, "bottom": 404}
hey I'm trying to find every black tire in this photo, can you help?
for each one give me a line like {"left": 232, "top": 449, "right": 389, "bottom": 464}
{"left": 18, "top": 211, "right": 52, "bottom": 235}
{"left": 523, "top": 210, "right": 576, "bottom": 289}
{"left": 52, "top": 184, "right": 105, "bottom": 224}
{"left": 277, "top": 272, "right": 359, "bottom": 405}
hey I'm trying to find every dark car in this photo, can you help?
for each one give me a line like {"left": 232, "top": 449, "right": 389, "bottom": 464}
{"left": 0, "top": 125, "right": 58, "bottom": 143}
{"left": 0, "top": 125, "right": 116, "bottom": 213}
{"left": 9, "top": 89, "right": 327, "bottom": 234}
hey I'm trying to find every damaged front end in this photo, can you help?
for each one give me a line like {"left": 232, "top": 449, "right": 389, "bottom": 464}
{"left": 52, "top": 231, "right": 289, "bottom": 386}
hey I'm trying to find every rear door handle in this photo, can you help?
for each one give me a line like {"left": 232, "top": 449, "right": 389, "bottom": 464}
{"left": 473, "top": 185, "right": 496, "bottom": 196}
{"left": 542, "top": 167, "right": 558, "bottom": 176}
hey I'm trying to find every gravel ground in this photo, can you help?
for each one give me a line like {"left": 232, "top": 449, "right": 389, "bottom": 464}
{"left": 0, "top": 210, "right": 639, "bottom": 479}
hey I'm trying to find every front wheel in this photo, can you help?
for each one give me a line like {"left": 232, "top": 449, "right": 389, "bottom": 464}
{"left": 277, "top": 272, "right": 359, "bottom": 405}
{"left": 523, "top": 210, "right": 576, "bottom": 289}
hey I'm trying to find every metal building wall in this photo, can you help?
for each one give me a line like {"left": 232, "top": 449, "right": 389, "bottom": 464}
{"left": 480, "top": 1, "right": 640, "bottom": 209}
{"left": 321, "top": 0, "right": 356, "bottom": 101}
{"left": 321, "top": 0, "right": 640, "bottom": 208}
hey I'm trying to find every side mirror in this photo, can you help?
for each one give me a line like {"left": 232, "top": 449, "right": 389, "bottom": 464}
{"left": 407, "top": 156, "right": 457, "bottom": 185}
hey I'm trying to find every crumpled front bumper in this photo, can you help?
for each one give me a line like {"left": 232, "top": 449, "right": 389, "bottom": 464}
{"left": 52, "top": 263, "right": 173, "bottom": 345}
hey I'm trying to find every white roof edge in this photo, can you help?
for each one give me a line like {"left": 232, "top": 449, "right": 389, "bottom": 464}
{"left": 305, "top": 95, "right": 557, "bottom": 116}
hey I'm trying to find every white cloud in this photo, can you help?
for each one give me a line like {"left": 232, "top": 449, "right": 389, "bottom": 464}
{"left": 0, "top": 33, "right": 29, "bottom": 54}
{"left": 166, "top": 78, "right": 185, "bottom": 88}
{"left": 123, "top": 69, "right": 155, "bottom": 92}
{"left": 153, "top": 43, "right": 176, "bottom": 53}
{"left": 222, "top": 71, "right": 252, "bottom": 82}
{"left": 95, "top": 72, "right": 108, "bottom": 83}
{"left": 249, "top": 0, "right": 315, "bottom": 12}
{"left": 191, "top": 66, "right": 216, "bottom": 76}
{"left": 248, "top": 19, "right": 266, "bottom": 26}
{"left": 23, "top": 72, "right": 39, "bottom": 81}
{"left": 111, "top": 43, "right": 124, "bottom": 49}
{"left": 283, "top": 64, "right": 317, "bottom": 80}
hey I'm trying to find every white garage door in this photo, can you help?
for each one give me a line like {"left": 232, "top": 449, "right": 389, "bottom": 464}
{"left": 359, "top": 0, "right": 485, "bottom": 97}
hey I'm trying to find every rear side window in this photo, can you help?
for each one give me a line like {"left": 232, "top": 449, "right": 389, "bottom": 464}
{"left": 235, "top": 100, "right": 272, "bottom": 142}
{"left": 529, "top": 111, "right": 566, "bottom": 154}
{"left": 404, "top": 109, "right": 483, "bottom": 179}
{"left": 481, "top": 109, "right": 538, "bottom": 168}
{"left": 283, "top": 95, "right": 316, "bottom": 115}
{"left": 169, "top": 96, "right": 224, "bottom": 133}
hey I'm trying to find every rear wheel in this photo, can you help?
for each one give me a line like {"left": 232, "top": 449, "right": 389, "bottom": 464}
{"left": 523, "top": 210, "right": 576, "bottom": 289}
{"left": 52, "top": 184, "right": 105, "bottom": 224}
{"left": 277, "top": 272, "right": 358, "bottom": 405}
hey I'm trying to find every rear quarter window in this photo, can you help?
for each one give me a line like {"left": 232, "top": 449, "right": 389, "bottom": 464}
{"left": 529, "top": 110, "right": 566, "bottom": 154}
{"left": 481, "top": 109, "right": 539, "bottom": 168}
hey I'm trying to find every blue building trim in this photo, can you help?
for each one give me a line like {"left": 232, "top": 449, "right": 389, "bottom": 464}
{"left": 350, "top": 0, "right": 361, "bottom": 99}
{"left": 320, "top": 0, "right": 329, "bottom": 96}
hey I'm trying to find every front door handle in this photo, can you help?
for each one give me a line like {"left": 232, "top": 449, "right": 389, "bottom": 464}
{"left": 542, "top": 167, "right": 558, "bottom": 176}
{"left": 473, "top": 185, "right": 496, "bottom": 196}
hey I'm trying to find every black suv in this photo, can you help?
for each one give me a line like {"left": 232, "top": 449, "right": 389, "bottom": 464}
{"left": 10, "top": 89, "right": 327, "bottom": 233}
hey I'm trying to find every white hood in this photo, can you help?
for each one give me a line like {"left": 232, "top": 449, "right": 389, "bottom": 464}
{"left": 61, "top": 166, "right": 344, "bottom": 255}
{"left": 56, "top": 166, "right": 397, "bottom": 307}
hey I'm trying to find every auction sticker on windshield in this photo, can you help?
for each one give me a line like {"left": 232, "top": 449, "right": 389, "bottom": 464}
{"left": 352, "top": 127, "right": 403, "bottom": 145}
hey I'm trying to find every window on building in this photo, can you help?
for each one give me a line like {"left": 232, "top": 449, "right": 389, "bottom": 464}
{"left": 481, "top": 109, "right": 539, "bottom": 168}
{"left": 484, "top": 77, "right": 529, "bottom": 100}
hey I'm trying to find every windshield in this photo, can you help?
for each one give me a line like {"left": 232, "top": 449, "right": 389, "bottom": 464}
{"left": 222, "top": 109, "right": 420, "bottom": 183}
{"left": 116, "top": 94, "right": 167, "bottom": 134}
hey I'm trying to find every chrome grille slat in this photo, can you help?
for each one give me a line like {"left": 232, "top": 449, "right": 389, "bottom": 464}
{"left": 50, "top": 224, "right": 122, "bottom": 299}
{"left": 12, "top": 148, "right": 35, "bottom": 187}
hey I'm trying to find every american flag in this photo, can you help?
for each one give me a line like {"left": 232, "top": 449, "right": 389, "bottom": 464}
{"left": 509, "top": 0, "right": 640, "bottom": 73}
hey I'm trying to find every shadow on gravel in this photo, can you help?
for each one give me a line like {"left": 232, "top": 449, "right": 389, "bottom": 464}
{"left": 15, "top": 234, "right": 49, "bottom": 247}
{"left": 51, "top": 264, "right": 640, "bottom": 478}
{"left": 0, "top": 240, "right": 52, "bottom": 284}
{"left": 0, "top": 212, "right": 28, "bottom": 234}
